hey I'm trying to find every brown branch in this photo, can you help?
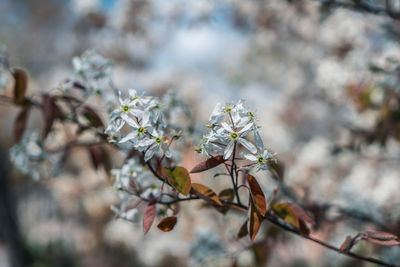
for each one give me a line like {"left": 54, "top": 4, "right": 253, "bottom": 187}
{"left": 264, "top": 211, "right": 399, "bottom": 267}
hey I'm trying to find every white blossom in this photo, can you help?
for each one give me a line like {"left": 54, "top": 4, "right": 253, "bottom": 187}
{"left": 243, "top": 149, "right": 276, "bottom": 172}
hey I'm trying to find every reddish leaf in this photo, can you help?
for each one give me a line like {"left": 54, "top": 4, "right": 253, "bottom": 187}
{"left": 214, "top": 188, "right": 235, "bottom": 214}
{"left": 191, "top": 183, "right": 222, "bottom": 206}
{"left": 249, "top": 201, "right": 263, "bottom": 241}
{"left": 237, "top": 220, "right": 248, "bottom": 239}
{"left": 247, "top": 175, "right": 266, "bottom": 216}
{"left": 82, "top": 106, "right": 104, "bottom": 128}
{"left": 190, "top": 155, "right": 225, "bottom": 173}
{"left": 157, "top": 216, "right": 177, "bottom": 232}
{"left": 269, "top": 160, "right": 284, "bottom": 181}
{"left": 165, "top": 166, "right": 191, "bottom": 196}
{"left": 143, "top": 201, "right": 157, "bottom": 234}
{"left": 362, "top": 231, "right": 400, "bottom": 246}
{"left": 286, "top": 203, "right": 315, "bottom": 225}
{"left": 12, "top": 69, "right": 27, "bottom": 105}
{"left": 13, "top": 107, "right": 30, "bottom": 143}
{"left": 339, "top": 236, "right": 355, "bottom": 253}
{"left": 88, "top": 145, "right": 102, "bottom": 170}
{"left": 42, "top": 94, "right": 63, "bottom": 138}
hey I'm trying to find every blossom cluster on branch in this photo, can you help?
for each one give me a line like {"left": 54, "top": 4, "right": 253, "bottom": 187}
{"left": 1, "top": 49, "right": 400, "bottom": 267}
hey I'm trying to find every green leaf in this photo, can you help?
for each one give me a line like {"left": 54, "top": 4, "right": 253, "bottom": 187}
{"left": 165, "top": 166, "right": 191, "bottom": 196}
{"left": 272, "top": 203, "right": 300, "bottom": 228}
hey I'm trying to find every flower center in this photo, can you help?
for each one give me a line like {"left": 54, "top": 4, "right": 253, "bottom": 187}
{"left": 137, "top": 127, "right": 146, "bottom": 135}
{"left": 122, "top": 105, "right": 130, "bottom": 112}
{"left": 257, "top": 156, "right": 266, "bottom": 164}
{"left": 155, "top": 137, "right": 162, "bottom": 144}
{"left": 230, "top": 132, "right": 239, "bottom": 140}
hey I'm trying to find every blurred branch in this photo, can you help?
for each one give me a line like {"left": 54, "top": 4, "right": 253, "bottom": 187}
{"left": 264, "top": 211, "right": 399, "bottom": 267}
{"left": 317, "top": 0, "right": 400, "bottom": 19}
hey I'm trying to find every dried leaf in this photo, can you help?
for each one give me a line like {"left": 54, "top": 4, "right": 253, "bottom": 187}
{"left": 42, "top": 94, "right": 63, "bottom": 138}
{"left": 88, "top": 145, "right": 102, "bottom": 170}
{"left": 362, "top": 231, "right": 400, "bottom": 246}
{"left": 249, "top": 201, "right": 263, "bottom": 241}
{"left": 286, "top": 203, "right": 315, "bottom": 225}
{"left": 191, "top": 183, "right": 222, "bottom": 206}
{"left": 143, "top": 201, "right": 157, "bottom": 234}
{"left": 83, "top": 106, "right": 104, "bottom": 128}
{"left": 219, "top": 188, "right": 235, "bottom": 202}
{"left": 190, "top": 155, "right": 225, "bottom": 173}
{"left": 339, "top": 236, "right": 354, "bottom": 253}
{"left": 165, "top": 166, "right": 191, "bottom": 196}
{"left": 273, "top": 202, "right": 314, "bottom": 233}
{"left": 13, "top": 107, "right": 30, "bottom": 143}
{"left": 13, "top": 69, "right": 27, "bottom": 105}
{"left": 157, "top": 216, "right": 177, "bottom": 232}
{"left": 237, "top": 220, "right": 248, "bottom": 239}
{"left": 247, "top": 175, "right": 266, "bottom": 216}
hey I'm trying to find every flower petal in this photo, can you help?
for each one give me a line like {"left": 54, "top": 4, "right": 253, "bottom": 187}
{"left": 119, "top": 132, "right": 138, "bottom": 143}
{"left": 224, "top": 140, "right": 235, "bottom": 160}
{"left": 238, "top": 122, "right": 253, "bottom": 135}
{"left": 221, "top": 122, "right": 234, "bottom": 133}
{"left": 239, "top": 138, "right": 257, "bottom": 153}
{"left": 243, "top": 153, "right": 258, "bottom": 162}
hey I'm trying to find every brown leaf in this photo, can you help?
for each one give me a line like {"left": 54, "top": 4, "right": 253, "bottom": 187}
{"left": 190, "top": 155, "right": 225, "bottom": 173}
{"left": 13, "top": 107, "right": 30, "bottom": 143}
{"left": 362, "top": 231, "right": 400, "bottom": 246}
{"left": 157, "top": 216, "right": 177, "bottom": 232}
{"left": 247, "top": 175, "right": 266, "bottom": 216}
{"left": 286, "top": 203, "right": 315, "bottom": 225}
{"left": 273, "top": 202, "right": 314, "bottom": 233}
{"left": 340, "top": 234, "right": 365, "bottom": 253}
{"left": 143, "top": 201, "right": 157, "bottom": 234}
{"left": 269, "top": 160, "right": 284, "bottom": 181}
{"left": 42, "top": 94, "right": 63, "bottom": 138}
{"left": 339, "top": 236, "right": 354, "bottom": 253}
{"left": 165, "top": 166, "right": 191, "bottom": 196}
{"left": 88, "top": 145, "right": 102, "bottom": 170}
{"left": 82, "top": 106, "right": 104, "bottom": 128}
{"left": 191, "top": 183, "right": 222, "bottom": 206}
{"left": 249, "top": 201, "right": 263, "bottom": 241}
{"left": 219, "top": 188, "right": 235, "bottom": 202}
{"left": 13, "top": 69, "right": 27, "bottom": 105}
{"left": 237, "top": 220, "right": 248, "bottom": 239}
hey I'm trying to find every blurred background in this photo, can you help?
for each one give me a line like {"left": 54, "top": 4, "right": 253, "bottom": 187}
{"left": 1, "top": 0, "right": 400, "bottom": 266}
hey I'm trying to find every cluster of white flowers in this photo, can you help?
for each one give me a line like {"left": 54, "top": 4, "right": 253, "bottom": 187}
{"left": 9, "top": 132, "right": 53, "bottom": 180}
{"left": 105, "top": 89, "right": 190, "bottom": 162}
{"left": 112, "top": 158, "right": 160, "bottom": 199}
{"left": 60, "top": 50, "right": 115, "bottom": 99}
{"left": 110, "top": 158, "right": 161, "bottom": 222}
{"left": 197, "top": 100, "right": 276, "bottom": 171}
{"left": 0, "top": 44, "right": 10, "bottom": 90}
{"left": 188, "top": 229, "right": 225, "bottom": 266}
